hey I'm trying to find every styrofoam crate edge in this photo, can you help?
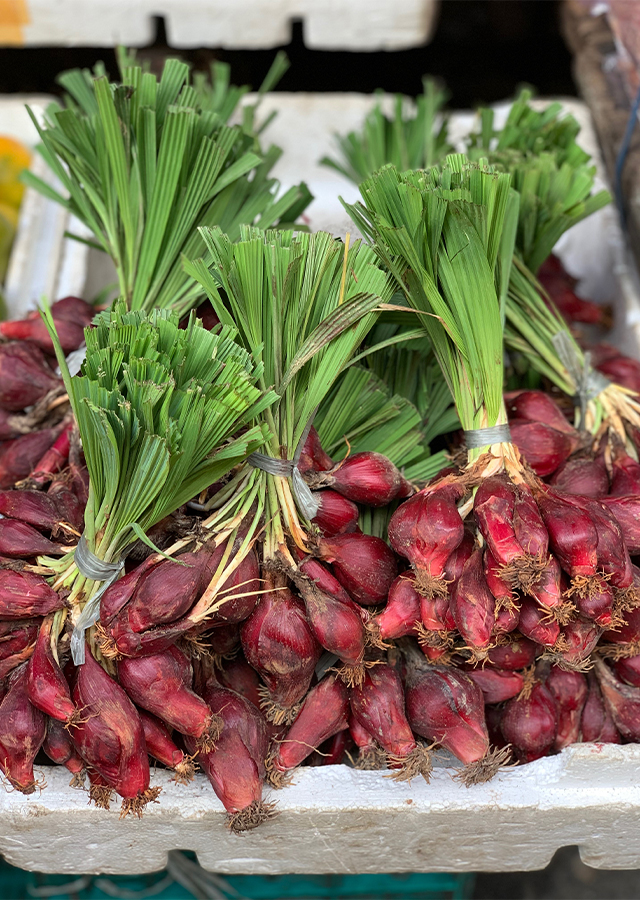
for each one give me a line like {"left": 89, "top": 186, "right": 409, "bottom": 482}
{"left": 2, "top": 744, "right": 640, "bottom": 875}
{"left": 12, "top": 0, "right": 439, "bottom": 51}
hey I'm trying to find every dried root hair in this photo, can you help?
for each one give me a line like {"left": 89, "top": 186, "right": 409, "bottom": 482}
{"left": 385, "top": 743, "right": 434, "bottom": 785}
{"left": 353, "top": 746, "right": 388, "bottom": 771}
{"left": 94, "top": 622, "right": 123, "bottom": 661}
{"left": 264, "top": 751, "right": 293, "bottom": 790}
{"left": 195, "top": 714, "right": 224, "bottom": 753}
{"left": 226, "top": 800, "right": 278, "bottom": 833}
{"left": 453, "top": 745, "right": 514, "bottom": 787}
{"left": 258, "top": 686, "right": 301, "bottom": 726}
{"left": 172, "top": 755, "right": 198, "bottom": 785}
{"left": 500, "top": 552, "right": 548, "bottom": 593}
{"left": 119, "top": 786, "right": 162, "bottom": 819}
{"left": 414, "top": 570, "right": 449, "bottom": 600}
{"left": 68, "top": 769, "right": 86, "bottom": 789}
{"left": 88, "top": 784, "right": 115, "bottom": 810}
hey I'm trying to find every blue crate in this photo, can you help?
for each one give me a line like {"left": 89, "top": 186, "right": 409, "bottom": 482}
{"left": 1, "top": 855, "right": 474, "bottom": 900}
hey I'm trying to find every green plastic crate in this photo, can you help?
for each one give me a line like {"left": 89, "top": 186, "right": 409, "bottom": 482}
{"left": 0, "top": 855, "right": 474, "bottom": 900}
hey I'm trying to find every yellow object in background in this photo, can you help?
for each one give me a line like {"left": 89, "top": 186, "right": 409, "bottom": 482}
{"left": 0, "top": 136, "right": 30, "bottom": 208}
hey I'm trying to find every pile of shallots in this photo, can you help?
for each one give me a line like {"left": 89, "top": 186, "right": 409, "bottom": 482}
{"left": 3, "top": 273, "right": 640, "bottom": 833}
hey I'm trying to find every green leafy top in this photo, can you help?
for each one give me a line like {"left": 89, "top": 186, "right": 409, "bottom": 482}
{"left": 24, "top": 53, "right": 311, "bottom": 314}
{"left": 471, "top": 149, "right": 611, "bottom": 274}
{"left": 186, "top": 227, "right": 395, "bottom": 455}
{"left": 344, "top": 155, "right": 519, "bottom": 435}
{"left": 320, "top": 77, "right": 451, "bottom": 185}
{"left": 41, "top": 299, "right": 274, "bottom": 564}
{"left": 468, "top": 88, "right": 591, "bottom": 168}
{"left": 314, "top": 364, "right": 450, "bottom": 484}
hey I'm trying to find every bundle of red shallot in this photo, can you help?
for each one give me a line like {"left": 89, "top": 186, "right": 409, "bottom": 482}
{"left": 71, "top": 648, "right": 161, "bottom": 817}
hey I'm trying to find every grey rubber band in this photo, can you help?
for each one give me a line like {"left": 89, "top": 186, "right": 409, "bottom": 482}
{"left": 464, "top": 423, "right": 512, "bottom": 448}
{"left": 71, "top": 534, "right": 124, "bottom": 665}
{"left": 552, "top": 331, "right": 610, "bottom": 429}
{"left": 247, "top": 414, "right": 320, "bottom": 519}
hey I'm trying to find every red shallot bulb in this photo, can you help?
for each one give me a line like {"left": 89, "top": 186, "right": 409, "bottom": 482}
{"left": 0, "top": 663, "right": 46, "bottom": 793}
{"left": 187, "top": 680, "right": 273, "bottom": 832}
{"left": 310, "top": 451, "right": 404, "bottom": 506}
{"left": 240, "top": 572, "right": 320, "bottom": 723}
{"left": 509, "top": 420, "right": 577, "bottom": 477}
{"left": 317, "top": 532, "right": 397, "bottom": 606}
{"left": 550, "top": 456, "right": 609, "bottom": 498}
{"left": 71, "top": 648, "right": 160, "bottom": 816}
{"left": 118, "top": 645, "right": 222, "bottom": 750}
{"left": 311, "top": 490, "right": 359, "bottom": 536}
{"left": 388, "top": 481, "right": 464, "bottom": 597}
{"left": 595, "top": 658, "right": 640, "bottom": 742}
{"left": 581, "top": 671, "right": 620, "bottom": 743}
{"left": 546, "top": 666, "right": 588, "bottom": 750}
{"left": 270, "top": 675, "right": 349, "bottom": 775}
{"left": 500, "top": 681, "right": 557, "bottom": 763}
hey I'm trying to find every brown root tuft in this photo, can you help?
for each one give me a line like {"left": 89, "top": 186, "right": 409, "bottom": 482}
{"left": 415, "top": 622, "right": 452, "bottom": 650}
{"left": 264, "top": 752, "right": 293, "bottom": 790}
{"left": 598, "top": 640, "right": 640, "bottom": 661}
{"left": 119, "top": 786, "right": 162, "bottom": 819}
{"left": 226, "top": 800, "right": 278, "bottom": 833}
{"left": 546, "top": 600, "right": 576, "bottom": 626}
{"left": 614, "top": 586, "right": 640, "bottom": 615}
{"left": 364, "top": 618, "right": 390, "bottom": 651}
{"left": 258, "top": 686, "right": 301, "bottom": 726}
{"left": 386, "top": 743, "right": 434, "bottom": 784}
{"left": 453, "top": 745, "right": 514, "bottom": 786}
{"left": 414, "top": 570, "right": 449, "bottom": 600}
{"left": 541, "top": 651, "right": 594, "bottom": 673}
{"left": 94, "top": 622, "right": 123, "bottom": 661}
{"left": 89, "top": 784, "right": 114, "bottom": 810}
{"left": 172, "top": 756, "right": 198, "bottom": 785}
{"left": 69, "top": 769, "right": 86, "bottom": 789}
{"left": 196, "top": 714, "right": 224, "bottom": 753}
{"left": 500, "top": 553, "right": 548, "bottom": 593}
{"left": 354, "top": 747, "right": 388, "bottom": 771}
{"left": 517, "top": 664, "right": 538, "bottom": 701}
{"left": 565, "top": 573, "right": 611, "bottom": 600}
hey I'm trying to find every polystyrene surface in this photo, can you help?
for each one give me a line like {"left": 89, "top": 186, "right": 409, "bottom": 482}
{"left": 1, "top": 745, "right": 640, "bottom": 875}
{"left": 7, "top": 1, "right": 439, "bottom": 51}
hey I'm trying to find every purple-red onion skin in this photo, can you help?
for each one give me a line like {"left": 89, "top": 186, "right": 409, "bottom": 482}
{"left": 405, "top": 664, "right": 489, "bottom": 765}
{"left": 241, "top": 575, "right": 320, "bottom": 710}
{"left": 546, "top": 666, "right": 588, "bottom": 750}
{"left": 350, "top": 663, "right": 416, "bottom": 757}
{"left": 582, "top": 672, "right": 621, "bottom": 743}
{"left": 500, "top": 682, "right": 558, "bottom": 763}
{"left": 71, "top": 648, "right": 151, "bottom": 801}
{"left": 596, "top": 659, "right": 640, "bottom": 742}
{"left": 388, "top": 482, "right": 464, "bottom": 580}
{"left": 189, "top": 681, "right": 269, "bottom": 816}
{"left": 551, "top": 457, "right": 609, "bottom": 498}
{"left": 26, "top": 615, "right": 75, "bottom": 722}
{"left": 0, "top": 663, "right": 46, "bottom": 793}
{"left": 450, "top": 548, "right": 496, "bottom": 651}
{"left": 273, "top": 675, "right": 349, "bottom": 772}
{"left": 318, "top": 533, "right": 398, "bottom": 606}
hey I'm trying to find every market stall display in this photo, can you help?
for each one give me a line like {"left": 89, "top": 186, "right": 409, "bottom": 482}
{"left": 0, "top": 51, "right": 640, "bottom": 876}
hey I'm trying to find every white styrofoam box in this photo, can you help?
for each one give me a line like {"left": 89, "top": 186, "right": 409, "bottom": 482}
{"left": 1, "top": 0, "right": 440, "bottom": 51}
{"left": 3, "top": 744, "right": 640, "bottom": 876}
{"left": 0, "top": 95, "right": 93, "bottom": 319}
{"left": 4, "top": 94, "right": 640, "bottom": 875}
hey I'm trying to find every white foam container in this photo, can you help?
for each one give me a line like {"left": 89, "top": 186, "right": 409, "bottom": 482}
{"left": 3, "top": 93, "right": 640, "bottom": 875}
{"left": 0, "top": 0, "right": 440, "bottom": 51}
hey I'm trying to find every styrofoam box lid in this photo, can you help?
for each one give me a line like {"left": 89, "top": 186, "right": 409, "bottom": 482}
{"left": 0, "top": 0, "right": 439, "bottom": 51}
